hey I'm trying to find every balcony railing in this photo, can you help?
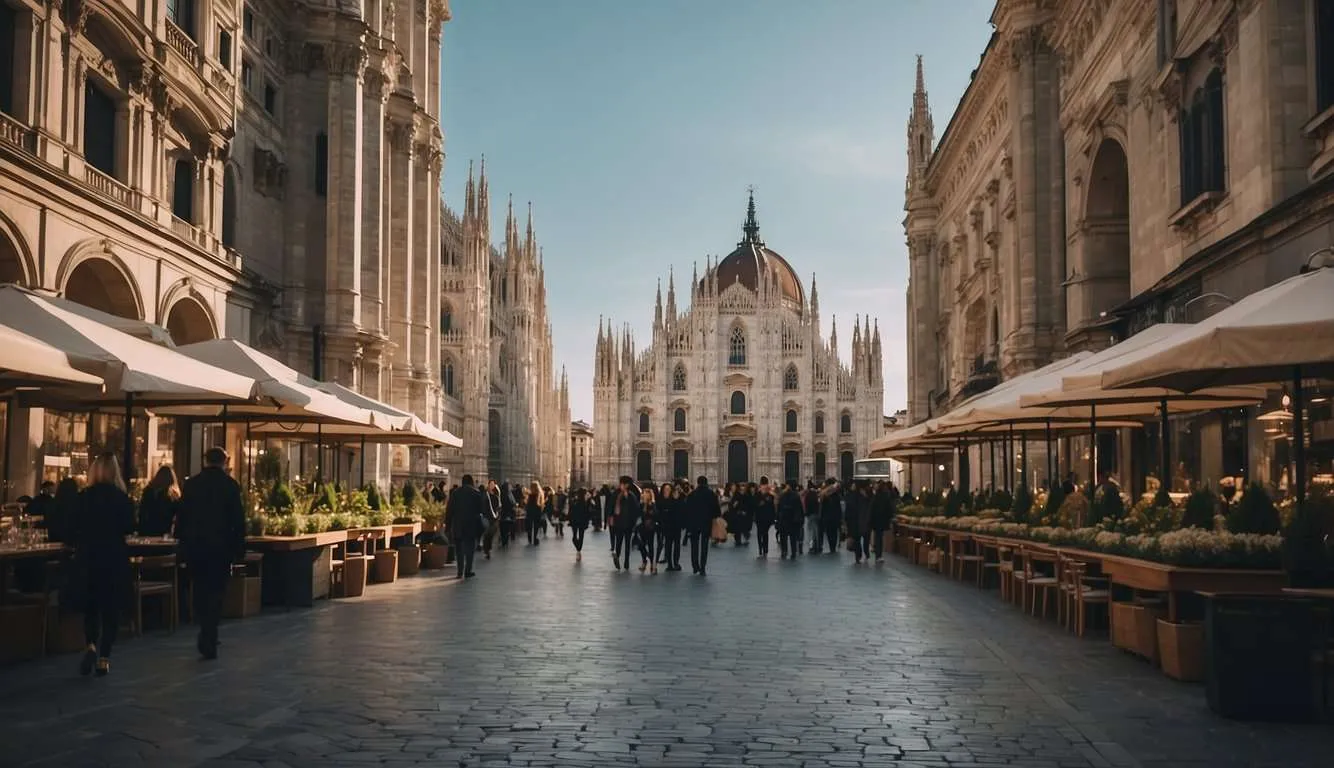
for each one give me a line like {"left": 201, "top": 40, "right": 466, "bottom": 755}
{"left": 0, "top": 111, "right": 34, "bottom": 153}
{"left": 84, "top": 165, "right": 140, "bottom": 209}
{"left": 961, "top": 355, "right": 1000, "bottom": 398}
{"left": 165, "top": 21, "right": 201, "bottom": 68}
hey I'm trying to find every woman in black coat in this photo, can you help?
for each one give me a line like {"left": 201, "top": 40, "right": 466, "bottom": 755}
{"left": 656, "top": 483, "right": 683, "bottom": 571}
{"left": 72, "top": 454, "right": 135, "bottom": 677}
{"left": 136, "top": 465, "right": 181, "bottom": 537}
{"left": 752, "top": 483, "right": 777, "bottom": 558}
{"left": 568, "top": 488, "right": 591, "bottom": 560}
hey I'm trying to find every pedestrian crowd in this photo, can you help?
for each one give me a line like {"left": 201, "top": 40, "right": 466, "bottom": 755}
{"left": 436, "top": 473, "right": 904, "bottom": 578}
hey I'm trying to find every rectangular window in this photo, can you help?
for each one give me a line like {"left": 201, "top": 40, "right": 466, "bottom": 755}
{"left": 83, "top": 81, "right": 117, "bottom": 176}
{"left": 167, "top": 0, "right": 195, "bottom": 40}
{"left": 171, "top": 158, "right": 194, "bottom": 222}
{"left": 217, "top": 28, "right": 232, "bottom": 70}
{"left": 1179, "top": 69, "right": 1225, "bottom": 205}
{"left": 243, "top": 6, "right": 254, "bottom": 37}
{"left": 264, "top": 31, "right": 274, "bottom": 58}
{"left": 0, "top": 3, "right": 14, "bottom": 115}
{"left": 1318, "top": 0, "right": 1334, "bottom": 112}
{"left": 241, "top": 59, "right": 252, "bottom": 91}
{"left": 263, "top": 82, "right": 276, "bottom": 113}
{"left": 314, "top": 131, "right": 328, "bottom": 196}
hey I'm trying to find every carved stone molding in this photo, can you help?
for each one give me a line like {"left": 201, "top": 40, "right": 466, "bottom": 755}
{"left": 1006, "top": 23, "right": 1052, "bottom": 70}
{"left": 285, "top": 43, "right": 326, "bottom": 75}
{"left": 1152, "top": 63, "right": 1184, "bottom": 123}
{"left": 984, "top": 230, "right": 999, "bottom": 250}
{"left": 328, "top": 44, "right": 368, "bottom": 78}
{"left": 64, "top": 0, "right": 91, "bottom": 37}
{"left": 363, "top": 66, "right": 391, "bottom": 101}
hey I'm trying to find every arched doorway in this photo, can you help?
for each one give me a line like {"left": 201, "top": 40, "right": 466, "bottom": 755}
{"left": 636, "top": 449, "right": 652, "bottom": 483}
{"left": 783, "top": 450, "right": 800, "bottom": 486}
{"left": 1073, "top": 138, "right": 1131, "bottom": 336}
{"left": 839, "top": 451, "right": 855, "bottom": 483}
{"left": 165, "top": 297, "right": 216, "bottom": 345}
{"left": 64, "top": 258, "right": 140, "bottom": 319}
{"left": 727, "top": 439, "right": 749, "bottom": 484}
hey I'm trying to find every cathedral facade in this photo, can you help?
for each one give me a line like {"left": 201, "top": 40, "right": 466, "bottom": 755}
{"left": 593, "top": 195, "right": 885, "bottom": 488}
{"left": 439, "top": 161, "right": 570, "bottom": 488}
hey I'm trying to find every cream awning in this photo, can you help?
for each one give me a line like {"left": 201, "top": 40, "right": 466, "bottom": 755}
{"left": 0, "top": 285, "right": 255, "bottom": 404}
{"left": 153, "top": 339, "right": 380, "bottom": 426}
{"left": 1101, "top": 267, "right": 1334, "bottom": 391}
{"left": 934, "top": 353, "right": 1094, "bottom": 431}
{"left": 0, "top": 322, "right": 105, "bottom": 388}
{"left": 246, "top": 382, "right": 463, "bottom": 447}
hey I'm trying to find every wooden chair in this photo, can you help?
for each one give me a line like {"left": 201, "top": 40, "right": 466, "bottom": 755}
{"left": 952, "top": 536, "right": 986, "bottom": 587}
{"left": 991, "top": 546, "right": 1014, "bottom": 601}
{"left": 1010, "top": 548, "right": 1031, "bottom": 608}
{"left": 1059, "top": 558, "right": 1110, "bottom": 637}
{"left": 1023, "top": 551, "right": 1060, "bottom": 619}
{"left": 132, "top": 555, "right": 178, "bottom": 635}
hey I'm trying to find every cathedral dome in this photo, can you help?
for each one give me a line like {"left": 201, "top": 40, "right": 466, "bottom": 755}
{"left": 705, "top": 192, "right": 805, "bottom": 305}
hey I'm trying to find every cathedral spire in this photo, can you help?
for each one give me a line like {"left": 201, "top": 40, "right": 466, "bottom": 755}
{"left": 465, "top": 159, "right": 476, "bottom": 220}
{"left": 666, "top": 266, "right": 677, "bottom": 319}
{"left": 524, "top": 202, "right": 536, "bottom": 263}
{"left": 907, "top": 55, "right": 935, "bottom": 201}
{"left": 504, "top": 194, "right": 518, "bottom": 257}
{"left": 809, "top": 273, "right": 820, "bottom": 319}
{"left": 740, "top": 186, "right": 763, "bottom": 246}
{"left": 477, "top": 155, "right": 490, "bottom": 232}
{"left": 654, "top": 279, "right": 663, "bottom": 329}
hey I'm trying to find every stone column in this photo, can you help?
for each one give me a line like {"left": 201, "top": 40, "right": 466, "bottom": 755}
{"left": 324, "top": 43, "right": 366, "bottom": 331}
{"left": 384, "top": 112, "right": 414, "bottom": 409}
{"left": 361, "top": 65, "right": 389, "bottom": 340}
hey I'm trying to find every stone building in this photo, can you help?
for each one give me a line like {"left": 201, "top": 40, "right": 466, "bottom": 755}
{"left": 593, "top": 193, "right": 885, "bottom": 487}
{"left": 569, "top": 420, "right": 593, "bottom": 487}
{"left": 0, "top": 0, "right": 450, "bottom": 491}
{"left": 903, "top": 0, "right": 1334, "bottom": 491}
{"left": 438, "top": 160, "right": 570, "bottom": 488}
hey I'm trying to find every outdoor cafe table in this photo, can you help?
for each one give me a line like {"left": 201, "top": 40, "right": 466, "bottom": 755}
{"left": 0, "top": 543, "right": 66, "bottom": 604}
{"left": 246, "top": 531, "right": 346, "bottom": 608}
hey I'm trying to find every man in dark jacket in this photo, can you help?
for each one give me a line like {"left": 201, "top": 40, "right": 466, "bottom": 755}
{"left": 778, "top": 483, "right": 804, "bottom": 559}
{"left": 498, "top": 480, "right": 517, "bottom": 548}
{"left": 819, "top": 479, "right": 843, "bottom": 555}
{"left": 804, "top": 481, "right": 823, "bottom": 554}
{"left": 610, "top": 475, "right": 640, "bottom": 571}
{"left": 179, "top": 446, "right": 245, "bottom": 660}
{"left": 684, "top": 476, "right": 721, "bottom": 576}
{"left": 446, "top": 475, "right": 487, "bottom": 579}
{"left": 870, "top": 481, "right": 896, "bottom": 562}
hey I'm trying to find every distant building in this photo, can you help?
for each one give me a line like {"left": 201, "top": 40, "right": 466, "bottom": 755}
{"left": 883, "top": 410, "right": 908, "bottom": 436}
{"left": 570, "top": 420, "right": 594, "bottom": 487}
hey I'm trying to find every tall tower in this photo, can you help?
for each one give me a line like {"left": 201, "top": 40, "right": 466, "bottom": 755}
{"left": 905, "top": 55, "right": 940, "bottom": 426}
{"left": 456, "top": 158, "right": 494, "bottom": 479}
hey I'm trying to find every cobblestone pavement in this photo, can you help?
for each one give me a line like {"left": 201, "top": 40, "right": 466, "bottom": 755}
{"left": 2, "top": 532, "right": 1332, "bottom": 768}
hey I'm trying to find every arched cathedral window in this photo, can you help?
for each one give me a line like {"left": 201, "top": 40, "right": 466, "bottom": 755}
{"left": 785, "top": 409, "right": 798, "bottom": 434}
{"left": 672, "top": 363, "right": 687, "bottom": 391}
{"left": 730, "top": 391, "right": 746, "bottom": 415}
{"left": 673, "top": 408, "right": 686, "bottom": 432}
{"left": 783, "top": 364, "right": 798, "bottom": 391}
{"left": 840, "top": 411, "right": 852, "bottom": 435}
{"left": 728, "top": 324, "right": 746, "bottom": 366}
{"left": 638, "top": 411, "right": 650, "bottom": 434}
{"left": 814, "top": 413, "right": 825, "bottom": 434}
{"left": 441, "top": 301, "right": 453, "bottom": 334}
{"left": 441, "top": 358, "right": 456, "bottom": 397}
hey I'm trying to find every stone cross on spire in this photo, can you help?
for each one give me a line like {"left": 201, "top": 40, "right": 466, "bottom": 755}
{"left": 741, "top": 186, "right": 763, "bottom": 246}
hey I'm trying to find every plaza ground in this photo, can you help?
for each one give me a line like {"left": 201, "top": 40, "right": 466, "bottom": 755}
{"left": 1, "top": 533, "right": 1331, "bottom": 768}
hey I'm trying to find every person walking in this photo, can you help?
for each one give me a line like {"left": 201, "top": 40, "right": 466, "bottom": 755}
{"left": 553, "top": 487, "right": 568, "bottom": 538}
{"left": 71, "top": 453, "right": 134, "bottom": 676}
{"left": 178, "top": 447, "right": 246, "bottom": 661}
{"left": 819, "top": 479, "right": 842, "bottom": 554}
{"left": 569, "top": 488, "right": 591, "bottom": 561}
{"left": 635, "top": 488, "right": 658, "bottom": 573}
{"left": 482, "top": 480, "right": 501, "bottom": 559}
{"left": 804, "top": 481, "right": 823, "bottom": 555}
{"left": 498, "top": 480, "right": 516, "bottom": 548}
{"left": 610, "top": 476, "right": 641, "bottom": 571}
{"left": 870, "top": 481, "right": 895, "bottom": 563}
{"left": 657, "top": 483, "right": 682, "bottom": 571}
{"left": 684, "top": 476, "right": 720, "bottom": 576}
{"left": 137, "top": 465, "right": 181, "bottom": 537}
{"left": 778, "top": 482, "right": 804, "bottom": 559}
{"left": 845, "top": 482, "right": 873, "bottom": 563}
{"left": 753, "top": 481, "right": 776, "bottom": 558}
{"left": 524, "top": 483, "right": 545, "bottom": 546}
{"left": 446, "top": 475, "right": 486, "bottom": 579}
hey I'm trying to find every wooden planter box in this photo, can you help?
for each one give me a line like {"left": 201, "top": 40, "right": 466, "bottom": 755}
{"left": 1112, "top": 601, "right": 1165, "bottom": 663}
{"left": 222, "top": 574, "right": 262, "bottom": 619}
{"left": 1205, "top": 594, "right": 1326, "bottom": 722}
{"left": 372, "top": 550, "right": 399, "bottom": 584}
{"left": 338, "top": 555, "right": 370, "bottom": 597}
{"left": 422, "top": 543, "right": 450, "bottom": 570}
{"left": 1157, "top": 619, "right": 1204, "bottom": 682}
{"left": 0, "top": 604, "right": 46, "bottom": 665}
{"left": 397, "top": 546, "right": 421, "bottom": 576}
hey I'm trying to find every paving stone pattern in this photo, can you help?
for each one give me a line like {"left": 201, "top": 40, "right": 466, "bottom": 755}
{"left": 2, "top": 533, "right": 1332, "bottom": 767}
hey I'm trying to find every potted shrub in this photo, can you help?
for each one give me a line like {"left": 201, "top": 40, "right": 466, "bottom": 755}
{"left": 1227, "top": 483, "right": 1281, "bottom": 535}
{"left": 366, "top": 484, "right": 383, "bottom": 511}
{"left": 1011, "top": 484, "right": 1033, "bottom": 524}
{"left": 268, "top": 480, "right": 296, "bottom": 513}
{"left": 1181, "top": 488, "right": 1218, "bottom": 530}
{"left": 1282, "top": 493, "right": 1334, "bottom": 588}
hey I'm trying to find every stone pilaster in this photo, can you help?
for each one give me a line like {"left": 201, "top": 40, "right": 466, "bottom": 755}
{"left": 360, "top": 64, "right": 390, "bottom": 339}
{"left": 324, "top": 43, "right": 366, "bottom": 331}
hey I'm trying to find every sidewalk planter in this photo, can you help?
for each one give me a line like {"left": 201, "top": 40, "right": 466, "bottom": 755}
{"left": 222, "top": 573, "right": 262, "bottom": 619}
{"left": 1111, "top": 600, "right": 1165, "bottom": 663}
{"left": 338, "top": 555, "right": 370, "bottom": 597}
{"left": 372, "top": 549, "right": 399, "bottom": 584}
{"left": 397, "top": 545, "right": 421, "bottom": 576}
{"left": 422, "top": 543, "right": 450, "bottom": 570}
{"left": 1205, "top": 594, "right": 1327, "bottom": 722}
{"left": 248, "top": 532, "right": 344, "bottom": 608}
{"left": 1157, "top": 619, "right": 1204, "bottom": 682}
{"left": 0, "top": 603, "right": 45, "bottom": 664}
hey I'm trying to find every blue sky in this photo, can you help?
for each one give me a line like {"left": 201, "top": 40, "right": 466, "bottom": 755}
{"left": 440, "top": 0, "right": 995, "bottom": 422}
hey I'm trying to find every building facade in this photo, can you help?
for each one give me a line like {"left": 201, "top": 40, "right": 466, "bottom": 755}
{"left": 439, "top": 160, "right": 570, "bottom": 487}
{"left": 0, "top": 0, "right": 450, "bottom": 492}
{"left": 570, "top": 420, "right": 593, "bottom": 487}
{"left": 904, "top": 0, "right": 1334, "bottom": 492}
{"left": 593, "top": 194, "right": 885, "bottom": 487}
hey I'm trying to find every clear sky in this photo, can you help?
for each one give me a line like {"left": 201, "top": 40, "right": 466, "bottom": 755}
{"left": 440, "top": 0, "right": 996, "bottom": 423}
